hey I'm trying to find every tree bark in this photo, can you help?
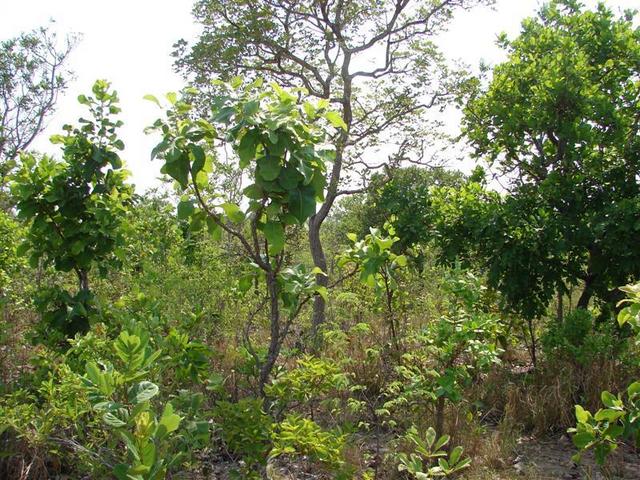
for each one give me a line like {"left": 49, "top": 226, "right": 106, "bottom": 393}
{"left": 77, "top": 269, "right": 89, "bottom": 292}
{"left": 259, "top": 272, "right": 281, "bottom": 397}
{"left": 309, "top": 50, "right": 353, "bottom": 341}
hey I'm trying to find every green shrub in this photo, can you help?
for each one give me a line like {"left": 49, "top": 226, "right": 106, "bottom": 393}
{"left": 213, "top": 398, "right": 273, "bottom": 467}
{"left": 542, "top": 308, "right": 627, "bottom": 366}
{"left": 271, "top": 414, "right": 347, "bottom": 472}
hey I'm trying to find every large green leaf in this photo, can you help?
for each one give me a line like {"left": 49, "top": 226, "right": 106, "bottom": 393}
{"left": 258, "top": 155, "right": 282, "bottom": 181}
{"left": 159, "top": 403, "right": 182, "bottom": 435}
{"left": 128, "top": 381, "right": 159, "bottom": 404}
{"left": 177, "top": 200, "right": 195, "bottom": 220}
{"left": 287, "top": 186, "right": 317, "bottom": 224}
{"left": 263, "top": 221, "right": 285, "bottom": 255}
{"left": 221, "top": 203, "right": 245, "bottom": 223}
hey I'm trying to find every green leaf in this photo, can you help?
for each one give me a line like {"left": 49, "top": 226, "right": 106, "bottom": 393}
{"left": 177, "top": 200, "right": 195, "bottom": 220}
{"left": 141, "top": 442, "right": 156, "bottom": 468}
{"left": 395, "top": 255, "right": 408, "bottom": 267}
{"left": 230, "top": 76, "right": 243, "bottom": 88}
{"left": 264, "top": 221, "right": 285, "bottom": 255}
{"left": 601, "top": 391, "right": 620, "bottom": 409}
{"left": 238, "top": 131, "right": 258, "bottom": 168}
{"left": 258, "top": 155, "right": 282, "bottom": 181}
{"left": 190, "top": 144, "right": 206, "bottom": 174}
{"left": 315, "top": 286, "right": 328, "bottom": 300}
{"left": 159, "top": 403, "right": 182, "bottom": 435}
{"left": 238, "top": 274, "right": 253, "bottom": 293}
{"left": 449, "top": 446, "right": 463, "bottom": 466}
{"left": 128, "top": 381, "right": 159, "bottom": 404}
{"left": 103, "top": 412, "right": 127, "bottom": 428}
{"left": 143, "top": 94, "right": 161, "bottom": 108}
{"left": 572, "top": 431, "right": 595, "bottom": 449}
{"left": 243, "top": 100, "right": 260, "bottom": 116}
{"left": 120, "top": 431, "right": 140, "bottom": 461}
{"left": 325, "top": 111, "right": 347, "bottom": 130}
{"left": 287, "top": 186, "right": 317, "bottom": 224}
{"left": 628, "top": 382, "right": 640, "bottom": 398}
{"left": 206, "top": 217, "right": 222, "bottom": 241}
{"left": 575, "top": 405, "right": 591, "bottom": 423}
{"left": 221, "top": 203, "right": 245, "bottom": 223}
{"left": 165, "top": 92, "right": 177, "bottom": 105}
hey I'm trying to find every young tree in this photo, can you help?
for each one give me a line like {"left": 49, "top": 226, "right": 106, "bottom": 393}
{"left": 457, "top": 0, "right": 640, "bottom": 317}
{"left": 173, "top": 0, "right": 495, "bottom": 334}
{"left": 0, "top": 26, "right": 78, "bottom": 199}
{"left": 12, "top": 80, "right": 132, "bottom": 341}
{"left": 147, "top": 80, "right": 336, "bottom": 395}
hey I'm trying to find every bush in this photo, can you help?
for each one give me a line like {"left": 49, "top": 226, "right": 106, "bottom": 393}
{"left": 542, "top": 309, "right": 628, "bottom": 366}
{"left": 213, "top": 398, "right": 273, "bottom": 468}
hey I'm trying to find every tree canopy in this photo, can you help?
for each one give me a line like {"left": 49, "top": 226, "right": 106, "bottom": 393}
{"left": 173, "top": 0, "right": 495, "bottom": 331}
{"left": 441, "top": 0, "right": 640, "bottom": 318}
{"left": 0, "top": 26, "right": 77, "bottom": 198}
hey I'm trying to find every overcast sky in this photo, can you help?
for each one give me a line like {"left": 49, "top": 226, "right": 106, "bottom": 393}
{"left": 2, "top": 0, "right": 637, "bottom": 192}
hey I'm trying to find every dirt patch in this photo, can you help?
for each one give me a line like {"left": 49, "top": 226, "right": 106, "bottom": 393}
{"left": 514, "top": 435, "right": 640, "bottom": 479}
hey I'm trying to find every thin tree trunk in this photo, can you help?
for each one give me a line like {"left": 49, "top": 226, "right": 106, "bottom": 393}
{"left": 435, "top": 396, "right": 446, "bottom": 439}
{"left": 557, "top": 287, "right": 564, "bottom": 324}
{"left": 309, "top": 51, "right": 353, "bottom": 341}
{"left": 77, "top": 269, "right": 89, "bottom": 292}
{"left": 259, "top": 272, "right": 281, "bottom": 397}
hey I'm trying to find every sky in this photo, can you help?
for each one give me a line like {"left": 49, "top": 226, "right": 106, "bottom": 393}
{"left": 1, "top": 0, "right": 637, "bottom": 192}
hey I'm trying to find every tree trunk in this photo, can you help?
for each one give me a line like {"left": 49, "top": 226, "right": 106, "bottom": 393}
{"left": 577, "top": 281, "right": 593, "bottom": 309}
{"left": 435, "top": 396, "right": 446, "bottom": 439}
{"left": 309, "top": 51, "right": 353, "bottom": 341}
{"left": 309, "top": 216, "right": 328, "bottom": 343}
{"left": 527, "top": 318, "right": 537, "bottom": 368}
{"left": 259, "top": 272, "right": 281, "bottom": 397}
{"left": 557, "top": 287, "right": 564, "bottom": 324}
{"left": 78, "top": 269, "right": 89, "bottom": 292}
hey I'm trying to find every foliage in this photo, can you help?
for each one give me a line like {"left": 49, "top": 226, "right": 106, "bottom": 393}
{"left": 0, "top": 26, "right": 77, "bottom": 200}
{"left": 147, "top": 79, "right": 336, "bottom": 392}
{"left": 0, "top": 211, "right": 23, "bottom": 302}
{"left": 570, "top": 282, "right": 640, "bottom": 465}
{"left": 385, "top": 269, "right": 502, "bottom": 435}
{"left": 175, "top": 0, "right": 494, "bottom": 332}
{"left": 213, "top": 398, "right": 273, "bottom": 468}
{"left": 459, "top": 0, "right": 640, "bottom": 316}
{"left": 542, "top": 308, "right": 628, "bottom": 367}
{"left": 394, "top": 426, "right": 471, "bottom": 479}
{"left": 361, "top": 166, "right": 466, "bottom": 256}
{"left": 339, "top": 219, "right": 408, "bottom": 345}
{"left": 270, "top": 414, "right": 347, "bottom": 472}
{"left": 12, "top": 80, "right": 133, "bottom": 340}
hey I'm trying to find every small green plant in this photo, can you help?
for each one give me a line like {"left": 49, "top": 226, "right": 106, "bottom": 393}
{"left": 385, "top": 268, "right": 502, "bottom": 437}
{"left": 270, "top": 414, "right": 347, "bottom": 473}
{"left": 569, "top": 385, "right": 640, "bottom": 465}
{"left": 395, "top": 426, "right": 471, "bottom": 478}
{"left": 339, "top": 219, "right": 408, "bottom": 346}
{"left": 82, "top": 330, "right": 185, "bottom": 479}
{"left": 266, "top": 355, "right": 349, "bottom": 418}
{"left": 570, "top": 282, "right": 640, "bottom": 465}
{"left": 213, "top": 398, "right": 273, "bottom": 469}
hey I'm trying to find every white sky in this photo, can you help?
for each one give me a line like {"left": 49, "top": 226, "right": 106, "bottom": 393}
{"left": 1, "top": 0, "right": 637, "bottom": 192}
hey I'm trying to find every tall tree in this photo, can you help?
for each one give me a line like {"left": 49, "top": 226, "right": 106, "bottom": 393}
{"left": 457, "top": 0, "right": 640, "bottom": 317}
{"left": 173, "top": 0, "right": 494, "bottom": 334}
{"left": 0, "top": 26, "right": 77, "bottom": 195}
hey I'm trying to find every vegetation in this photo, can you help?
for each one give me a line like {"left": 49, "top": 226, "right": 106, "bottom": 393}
{"left": 1, "top": 1, "right": 639, "bottom": 479}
